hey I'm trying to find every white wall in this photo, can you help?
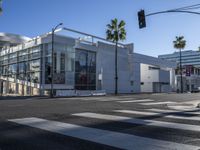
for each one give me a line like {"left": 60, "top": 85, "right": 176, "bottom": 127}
{"left": 96, "top": 42, "right": 134, "bottom": 93}
{"left": 140, "top": 64, "right": 159, "bottom": 93}
{"left": 133, "top": 53, "right": 176, "bottom": 93}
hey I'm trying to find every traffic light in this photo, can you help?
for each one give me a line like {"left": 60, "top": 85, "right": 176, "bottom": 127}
{"left": 138, "top": 10, "right": 146, "bottom": 29}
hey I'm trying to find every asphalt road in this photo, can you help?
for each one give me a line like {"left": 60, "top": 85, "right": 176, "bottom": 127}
{"left": 0, "top": 93, "right": 200, "bottom": 150}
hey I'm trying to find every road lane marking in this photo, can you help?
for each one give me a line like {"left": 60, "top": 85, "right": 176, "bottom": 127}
{"left": 113, "top": 110, "right": 200, "bottom": 121}
{"left": 139, "top": 101, "right": 177, "bottom": 105}
{"left": 148, "top": 108, "right": 200, "bottom": 115}
{"left": 72, "top": 112, "right": 200, "bottom": 132}
{"left": 8, "top": 117, "right": 200, "bottom": 150}
{"left": 98, "top": 97, "right": 138, "bottom": 102}
{"left": 117, "top": 99, "right": 155, "bottom": 103}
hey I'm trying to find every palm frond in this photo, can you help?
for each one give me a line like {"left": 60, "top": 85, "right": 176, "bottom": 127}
{"left": 173, "top": 36, "right": 186, "bottom": 50}
{"left": 107, "top": 24, "right": 114, "bottom": 30}
{"left": 118, "top": 20, "right": 125, "bottom": 29}
{"left": 106, "top": 18, "right": 126, "bottom": 42}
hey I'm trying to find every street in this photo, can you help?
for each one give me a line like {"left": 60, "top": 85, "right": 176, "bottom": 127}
{"left": 0, "top": 93, "right": 200, "bottom": 150}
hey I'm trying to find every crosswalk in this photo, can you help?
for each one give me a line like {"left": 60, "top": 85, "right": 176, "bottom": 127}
{"left": 113, "top": 109, "right": 200, "bottom": 121}
{"left": 138, "top": 101, "right": 177, "bottom": 106}
{"left": 9, "top": 106, "right": 200, "bottom": 150}
{"left": 117, "top": 99, "right": 154, "bottom": 103}
{"left": 8, "top": 117, "right": 199, "bottom": 150}
{"left": 148, "top": 108, "right": 200, "bottom": 115}
{"left": 78, "top": 96, "right": 179, "bottom": 107}
{"left": 72, "top": 112, "right": 200, "bottom": 132}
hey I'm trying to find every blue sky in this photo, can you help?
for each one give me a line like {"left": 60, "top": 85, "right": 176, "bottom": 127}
{"left": 1, "top": 0, "right": 200, "bottom": 57}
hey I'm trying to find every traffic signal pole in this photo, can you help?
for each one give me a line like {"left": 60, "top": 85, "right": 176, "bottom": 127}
{"left": 138, "top": 4, "right": 200, "bottom": 93}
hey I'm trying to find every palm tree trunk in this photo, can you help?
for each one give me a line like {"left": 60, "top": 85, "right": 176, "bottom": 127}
{"left": 115, "top": 42, "right": 118, "bottom": 95}
{"left": 180, "top": 48, "right": 183, "bottom": 93}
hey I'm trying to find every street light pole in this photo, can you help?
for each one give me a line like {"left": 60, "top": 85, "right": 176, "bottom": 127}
{"left": 50, "top": 23, "right": 63, "bottom": 98}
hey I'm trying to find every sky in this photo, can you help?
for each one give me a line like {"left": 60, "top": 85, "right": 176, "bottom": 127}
{"left": 1, "top": 0, "right": 200, "bottom": 57}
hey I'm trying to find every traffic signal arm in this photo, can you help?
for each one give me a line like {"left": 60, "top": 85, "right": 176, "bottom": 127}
{"left": 137, "top": 8, "right": 200, "bottom": 29}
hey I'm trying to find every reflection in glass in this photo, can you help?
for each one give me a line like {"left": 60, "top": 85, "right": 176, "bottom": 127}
{"left": 75, "top": 49, "right": 96, "bottom": 90}
{"left": 44, "top": 43, "right": 75, "bottom": 85}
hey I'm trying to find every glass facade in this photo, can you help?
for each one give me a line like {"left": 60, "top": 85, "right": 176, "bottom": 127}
{"left": 0, "top": 36, "right": 97, "bottom": 96}
{"left": 44, "top": 43, "right": 75, "bottom": 85}
{"left": 0, "top": 45, "right": 41, "bottom": 95}
{"left": 75, "top": 49, "right": 96, "bottom": 90}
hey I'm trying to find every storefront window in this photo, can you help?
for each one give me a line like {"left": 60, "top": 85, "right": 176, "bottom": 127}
{"left": 8, "top": 64, "right": 17, "bottom": 74}
{"left": 44, "top": 43, "right": 75, "bottom": 85}
{"left": 18, "top": 62, "right": 27, "bottom": 73}
{"left": 75, "top": 49, "right": 96, "bottom": 90}
{"left": 30, "top": 59, "right": 40, "bottom": 72}
{"left": 31, "top": 72, "right": 40, "bottom": 83}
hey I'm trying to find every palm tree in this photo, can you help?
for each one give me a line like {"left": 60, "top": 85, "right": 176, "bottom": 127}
{"left": 106, "top": 18, "right": 126, "bottom": 95}
{"left": 173, "top": 36, "right": 186, "bottom": 93}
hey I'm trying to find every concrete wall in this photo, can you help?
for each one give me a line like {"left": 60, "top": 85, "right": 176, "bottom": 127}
{"left": 132, "top": 62, "right": 141, "bottom": 93}
{"left": 96, "top": 42, "right": 134, "bottom": 93}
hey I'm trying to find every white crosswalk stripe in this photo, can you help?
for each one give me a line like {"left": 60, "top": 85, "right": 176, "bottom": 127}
{"left": 139, "top": 101, "right": 177, "bottom": 105}
{"left": 117, "top": 99, "right": 155, "bottom": 103}
{"left": 147, "top": 108, "right": 200, "bottom": 115}
{"left": 72, "top": 112, "right": 200, "bottom": 132}
{"left": 9, "top": 117, "right": 200, "bottom": 150}
{"left": 80, "top": 97, "right": 137, "bottom": 102}
{"left": 113, "top": 110, "right": 200, "bottom": 121}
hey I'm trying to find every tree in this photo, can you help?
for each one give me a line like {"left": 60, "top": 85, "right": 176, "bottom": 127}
{"left": 106, "top": 18, "right": 126, "bottom": 95}
{"left": 173, "top": 36, "right": 186, "bottom": 93}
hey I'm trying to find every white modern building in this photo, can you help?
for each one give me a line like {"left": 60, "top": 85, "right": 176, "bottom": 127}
{"left": 133, "top": 53, "right": 176, "bottom": 93}
{"left": 0, "top": 29, "right": 176, "bottom": 96}
{"left": 159, "top": 50, "right": 200, "bottom": 92}
{"left": 0, "top": 32, "right": 30, "bottom": 50}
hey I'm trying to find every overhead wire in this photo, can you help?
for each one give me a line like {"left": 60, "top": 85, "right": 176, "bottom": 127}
{"left": 170, "top": 4, "right": 200, "bottom": 11}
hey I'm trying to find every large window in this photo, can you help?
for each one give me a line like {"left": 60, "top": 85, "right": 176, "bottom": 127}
{"left": 45, "top": 57, "right": 52, "bottom": 84}
{"left": 75, "top": 49, "right": 96, "bottom": 90}
{"left": 9, "top": 52, "right": 17, "bottom": 63}
{"left": 30, "top": 60, "right": 40, "bottom": 72}
{"left": 60, "top": 53, "right": 65, "bottom": 72}
{"left": 8, "top": 64, "right": 17, "bottom": 74}
{"left": 18, "top": 62, "right": 27, "bottom": 73}
{"left": 44, "top": 43, "right": 75, "bottom": 85}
